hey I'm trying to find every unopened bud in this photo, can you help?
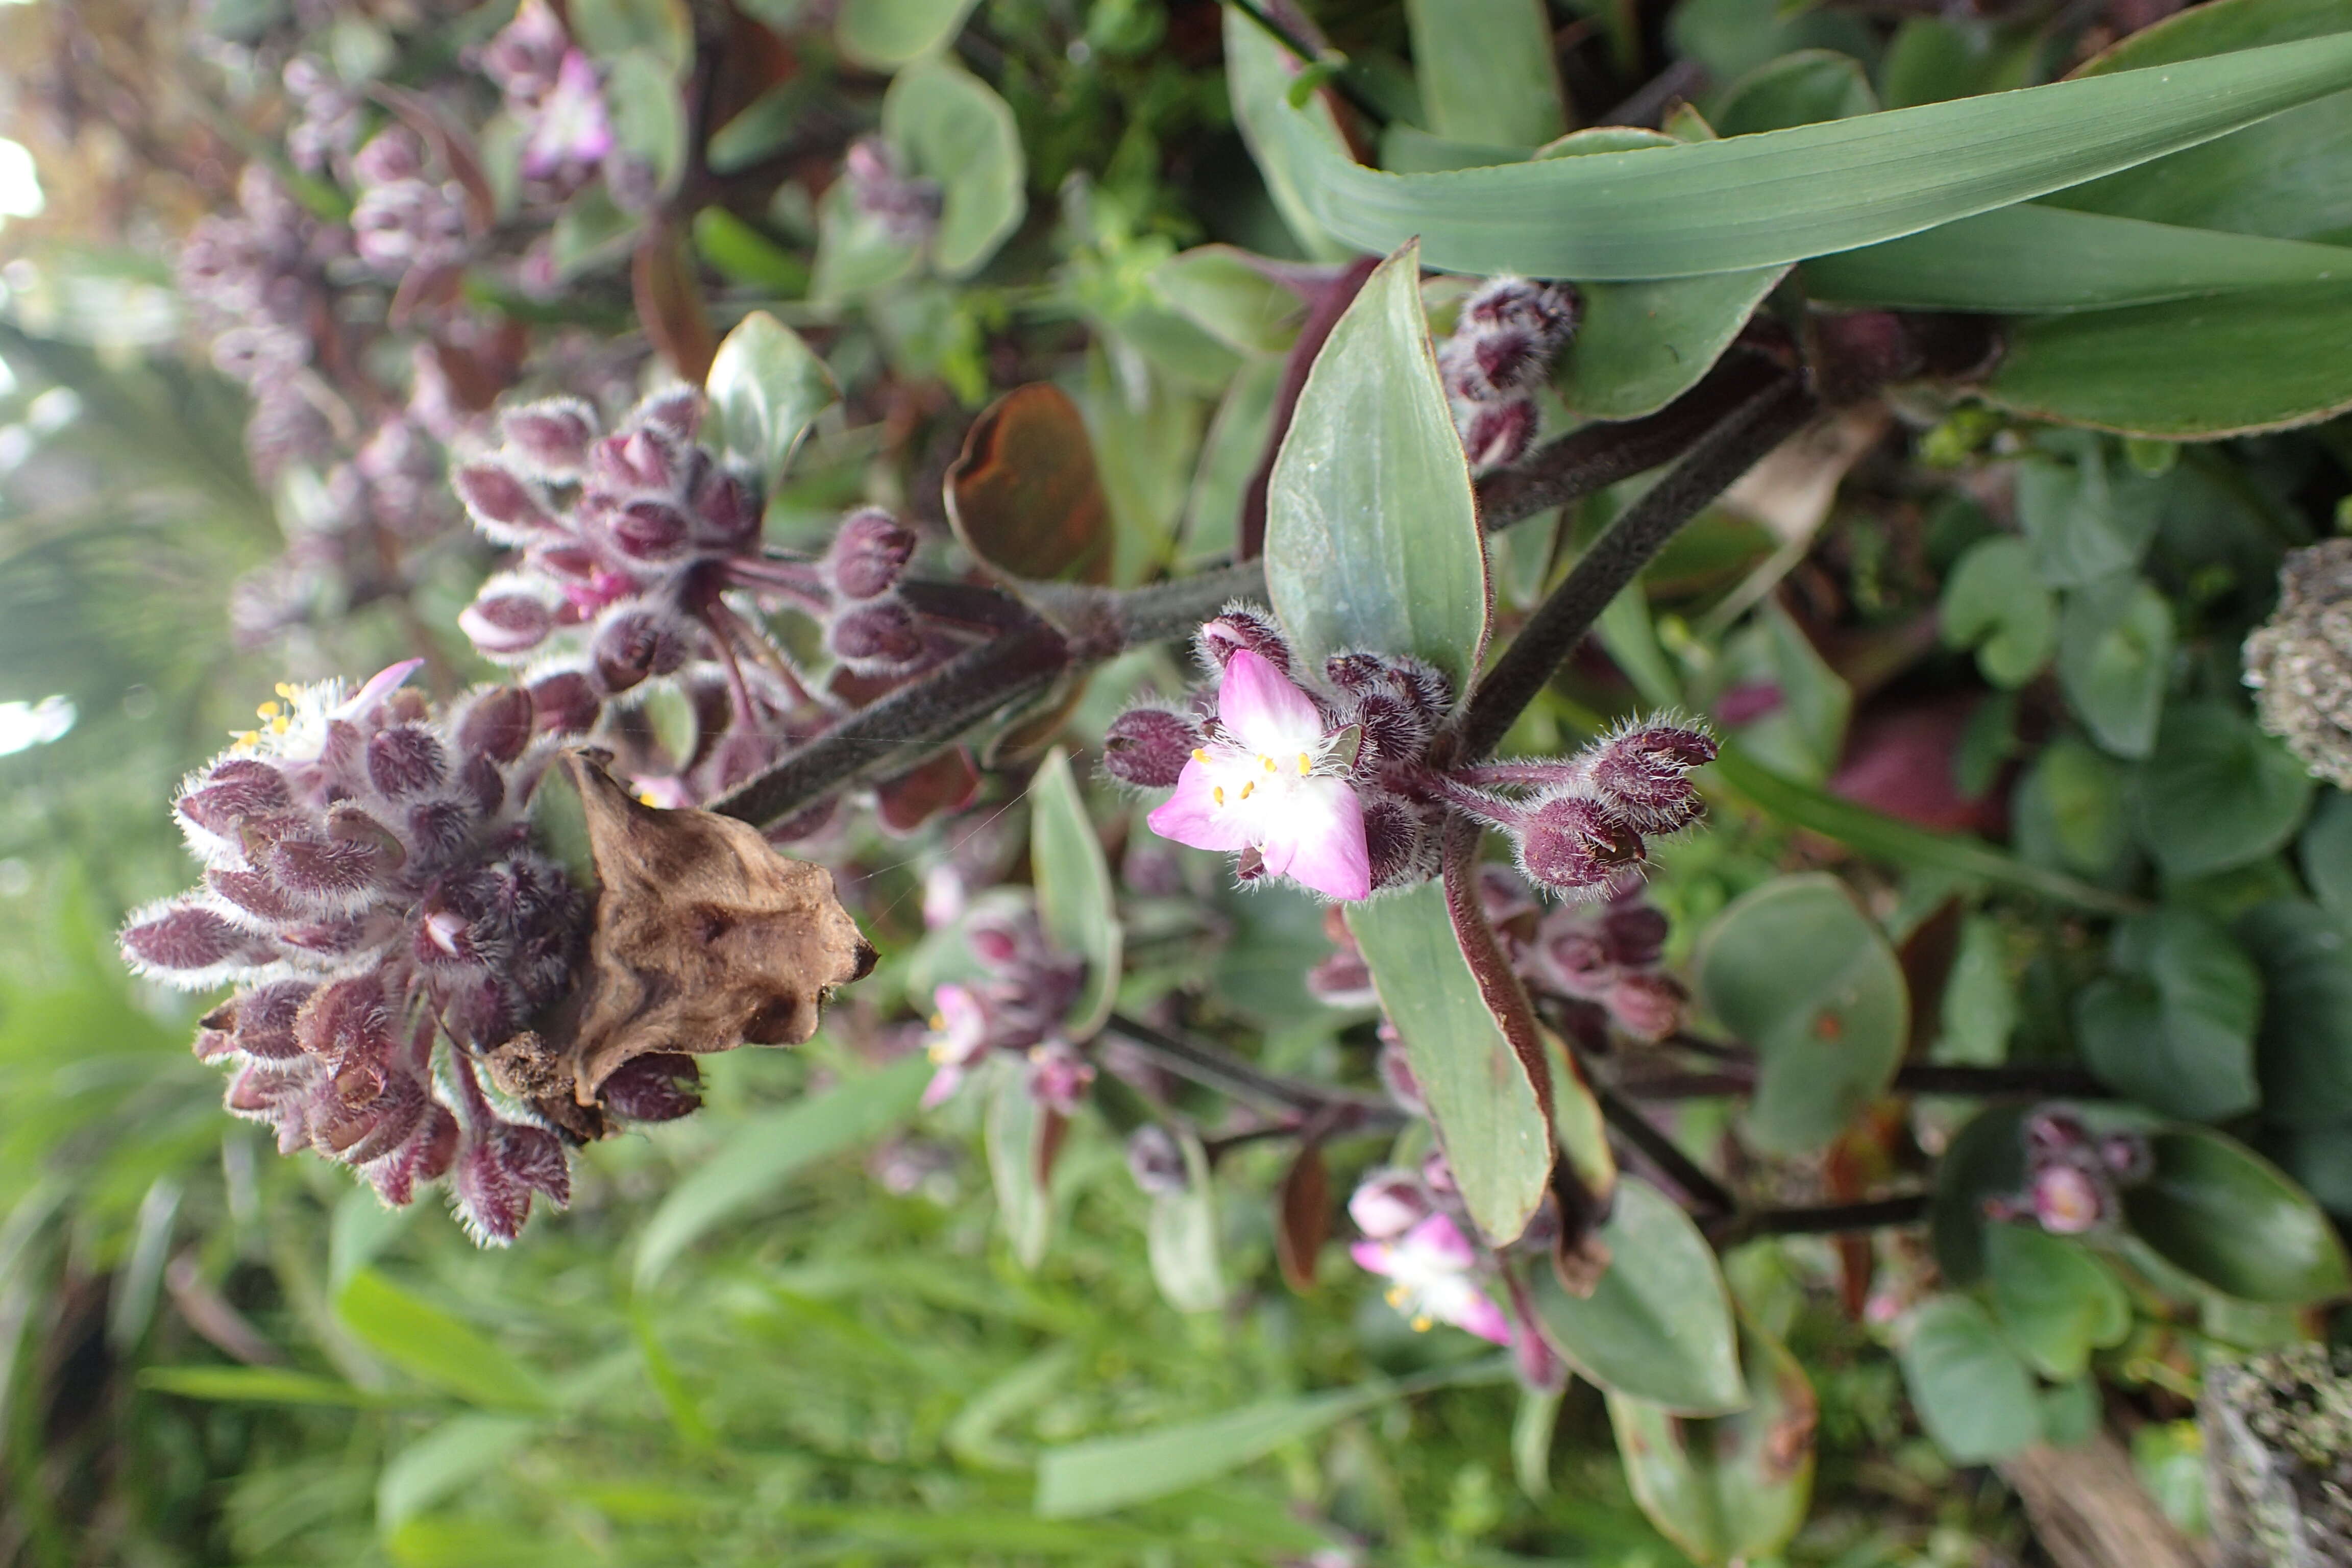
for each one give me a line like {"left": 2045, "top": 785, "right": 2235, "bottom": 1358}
{"left": 2099, "top": 1132, "right": 2153, "bottom": 1186}
{"left": 1603, "top": 972, "right": 1684, "bottom": 1042}
{"left": 601, "top": 1052, "right": 703, "bottom": 1121}
{"left": 500, "top": 397, "right": 598, "bottom": 477}
{"left": 828, "top": 600, "right": 926, "bottom": 673}
{"left": 527, "top": 670, "right": 602, "bottom": 733}
{"left": 2030, "top": 1164, "right": 2107, "bottom": 1234}
{"left": 367, "top": 725, "right": 447, "bottom": 798}
{"left": 592, "top": 609, "right": 689, "bottom": 693}
{"left": 1589, "top": 724, "right": 1717, "bottom": 834}
{"left": 1196, "top": 606, "right": 1291, "bottom": 674}
{"left": 1102, "top": 706, "right": 1202, "bottom": 789}
{"left": 456, "top": 685, "right": 534, "bottom": 765}
{"left": 1126, "top": 1125, "right": 1189, "bottom": 1195}
{"left": 1600, "top": 903, "right": 1669, "bottom": 968}
{"left": 1513, "top": 793, "right": 1646, "bottom": 896}
{"left": 825, "top": 508, "right": 917, "bottom": 601}
{"left": 1348, "top": 1170, "right": 1431, "bottom": 1240}
{"left": 690, "top": 468, "right": 758, "bottom": 551}
{"left": 1460, "top": 397, "right": 1538, "bottom": 473}
{"left": 610, "top": 499, "right": 690, "bottom": 560}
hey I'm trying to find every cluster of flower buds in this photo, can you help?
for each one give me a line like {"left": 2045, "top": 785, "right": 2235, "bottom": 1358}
{"left": 1984, "top": 1107, "right": 2153, "bottom": 1235}
{"left": 116, "top": 663, "right": 618, "bottom": 1244}
{"left": 1106, "top": 608, "right": 1716, "bottom": 902}
{"left": 1346, "top": 1161, "right": 1513, "bottom": 1343}
{"left": 455, "top": 388, "right": 982, "bottom": 829}
{"left": 2244, "top": 536, "right": 2352, "bottom": 789}
{"left": 921, "top": 900, "right": 1093, "bottom": 1111}
{"left": 843, "top": 138, "right": 945, "bottom": 247}
{"left": 280, "top": 54, "right": 364, "bottom": 179}
{"left": 1517, "top": 893, "right": 1686, "bottom": 1043}
{"left": 348, "top": 126, "right": 472, "bottom": 283}
{"left": 479, "top": 0, "right": 620, "bottom": 200}
{"left": 1438, "top": 276, "right": 1579, "bottom": 474}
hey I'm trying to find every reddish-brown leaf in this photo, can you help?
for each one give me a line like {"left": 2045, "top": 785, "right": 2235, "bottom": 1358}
{"left": 633, "top": 222, "right": 716, "bottom": 384}
{"left": 1276, "top": 1140, "right": 1330, "bottom": 1293}
{"left": 946, "top": 384, "right": 1112, "bottom": 584}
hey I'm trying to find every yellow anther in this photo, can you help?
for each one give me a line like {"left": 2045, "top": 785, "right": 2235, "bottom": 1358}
{"left": 928, "top": 1012, "right": 946, "bottom": 1031}
{"left": 256, "top": 701, "right": 281, "bottom": 720}
{"left": 1239, "top": 781, "right": 1255, "bottom": 800}
{"left": 233, "top": 730, "right": 260, "bottom": 748}
{"left": 1191, "top": 748, "right": 1209, "bottom": 764}
{"left": 1214, "top": 786, "right": 1226, "bottom": 806}
{"left": 274, "top": 682, "right": 298, "bottom": 699}
{"left": 1296, "top": 751, "right": 1311, "bottom": 775}
{"left": 927, "top": 1039, "right": 952, "bottom": 1063}
{"left": 270, "top": 716, "right": 291, "bottom": 734}
{"left": 1385, "top": 1286, "right": 1407, "bottom": 1309}
{"left": 1262, "top": 755, "right": 1277, "bottom": 773}
{"left": 1411, "top": 1315, "right": 1433, "bottom": 1333}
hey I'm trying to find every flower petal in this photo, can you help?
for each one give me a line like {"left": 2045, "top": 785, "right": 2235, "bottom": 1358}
{"left": 1216, "top": 649, "right": 1324, "bottom": 756}
{"left": 1146, "top": 757, "right": 1256, "bottom": 853}
{"left": 1349, "top": 1239, "right": 1393, "bottom": 1276}
{"left": 1453, "top": 1289, "right": 1514, "bottom": 1345}
{"left": 1258, "top": 775, "right": 1371, "bottom": 901}
{"left": 1403, "top": 1213, "right": 1478, "bottom": 1267}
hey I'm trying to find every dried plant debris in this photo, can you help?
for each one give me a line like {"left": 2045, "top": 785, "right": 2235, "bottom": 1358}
{"left": 2245, "top": 537, "right": 2352, "bottom": 788}
{"left": 490, "top": 752, "right": 874, "bottom": 1138}
{"left": 2203, "top": 1343, "right": 2352, "bottom": 1568}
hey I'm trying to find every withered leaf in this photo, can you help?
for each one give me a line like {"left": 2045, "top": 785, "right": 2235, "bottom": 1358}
{"left": 493, "top": 754, "right": 873, "bottom": 1137}
{"left": 1275, "top": 1140, "right": 1330, "bottom": 1294}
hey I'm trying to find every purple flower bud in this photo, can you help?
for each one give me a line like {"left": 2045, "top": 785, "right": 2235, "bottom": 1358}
{"left": 2025, "top": 1108, "right": 2093, "bottom": 1159}
{"left": 528, "top": 670, "right": 602, "bottom": 733}
{"left": 610, "top": 499, "right": 691, "bottom": 560}
{"left": 1349, "top": 1170, "right": 1431, "bottom": 1240}
{"left": 2099, "top": 1133, "right": 2153, "bottom": 1186}
{"left": 1513, "top": 793, "right": 1647, "bottom": 896}
{"left": 2030, "top": 1164, "right": 2107, "bottom": 1234}
{"left": 592, "top": 609, "right": 690, "bottom": 693}
{"left": 209, "top": 868, "right": 303, "bottom": 922}
{"left": 1196, "top": 606, "right": 1291, "bottom": 674}
{"left": 223, "top": 980, "right": 315, "bottom": 1060}
{"left": 1026, "top": 1041, "right": 1094, "bottom": 1113}
{"left": 589, "top": 428, "right": 676, "bottom": 495}
{"left": 1126, "top": 1125, "right": 1190, "bottom": 1195}
{"left": 827, "top": 600, "right": 926, "bottom": 674}
{"left": 460, "top": 590, "right": 556, "bottom": 658}
{"left": 1460, "top": 276, "right": 1579, "bottom": 349}
{"left": 690, "top": 468, "right": 759, "bottom": 551}
{"left": 1306, "top": 948, "right": 1375, "bottom": 1007}
{"left": 1537, "top": 925, "right": 1614, "bottom": 997}
{"left": 1589, "top": 724, "right": 1717, "bottom": 834}
{"left": 1604, "top": 972, "right": 1683, "bottom": 1042}
{"left": 178, "top": 763, "right": 294, "bottom": 839}
{"left": 1460, "top": 397, "right": 1538, "bottom": 473}
{"left": 1600, "top": 903, "right": 1669, "bottom": 968}
{"left": 1363, "top": 795, "right": 1440, "bottom": 891}
{"left": 122, "top": 903, "right": 272, "bottom": 977}
{"left": 368, "top": 725, "right": 447, "bottom": 798}
{"left": 298, "top": 972, "right": 391, "bottom": 1063}
{"left": 1376, "top": 1034, "right": 1425, "bottom": 1114}
{"left": 1325, "top": 652, "right": 1385, "bottom": 693}
{"left": 408, "top": 798, "right": 480, "bottom": 865}
{"left": 825, "top": 507, "right": 916, "bottom": 601}
{"left": 352, "top": 128, "right": 424, "bottom": 186}
{"left": 632, "top": 387, "right": 702, "bottom": 442}
{"left": 601, "top": 1052, "right": 703, "bottom": 1121}
{"left": 371, "top": 1103, "right": 459, "bottom": 1206}
{"left": 499, "top": 397, "right": 597, "bottom": 477}
{"left": 1103, "top": 706, "right": 1203, "bottom": 789}
{"left": 456, "top": 685, "right": 534, "bottom": 765}
{"left": 266, "top": 834, "right": 387, "bottom": 906}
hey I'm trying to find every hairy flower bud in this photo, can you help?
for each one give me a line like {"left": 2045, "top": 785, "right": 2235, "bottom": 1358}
{"left": 1460, "top": 397, "right": 1538, "bottom": 473}
{"left": 1349, "top": 1170, "right": 1432, "bottom": 1240}
{"left": 2029, "top": 1163, "right": 2107, "bottom": 1234}
{"left": 1196, "top": 606, "right": 1292, "bottom": 674}
{"left": 599, "top": 1052, "right": 703, "bottom": 1121}
{"left": 456, "top": 685, "right": 535, "bottom": 765}
{"left": 499, "top": 397, "right": 597, "bottom": 478}
{"left": 1588, "top": 723, "right": 1717, "bottom": 833}
{"left": 528, "top": 670, "right": 602, "bottom": 733}
{"left": 825, "top": 507, "right": 918, "bottom": 601}
{"left": 828, "top": 599, "right": 926, "bottom": 674}
{"left": 592, "top": 607, "right": 689, "bottom": 692}
{"left": 367, "top": 725, "right": 447, "bottom": 798}
{"left": 1103, "top": 705, "right": 1203, "bottom": 789}
{"left": 1513, "top": 793, "right": 1647, "bottom": 896}
{"left": 1603, "top": 972, "right": 1684, "bottom": 1041}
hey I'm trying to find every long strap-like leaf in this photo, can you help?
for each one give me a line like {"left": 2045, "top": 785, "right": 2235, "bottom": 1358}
{"left": 1263, "top": 31, "right": 2352, "bottom": 278}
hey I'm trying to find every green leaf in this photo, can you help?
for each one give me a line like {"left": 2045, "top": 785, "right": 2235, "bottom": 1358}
{"left": 1404, "top": 0, "right": 1565, "bottom": 149}
{"left": 632, "top": 1055, "right": 931, "bottom": 1287}
{"left": 1986, "top": 1223, "right": 2133, "bottom": 1381}
{"left": 2013, "top": 732, "right": 2135, "bottom": 878}
{"left": 2076, "top": 908, "right": 2260, "bottom": 1121}
{"left": 1712, "top": 49, "right": 1879, "bottom": 137}
{"left": 1152, "top": 247, "right": 1304, "bottom": 356}
{"left": 567, "top": 0, "right": 691, "bottom": 72}
{"left": 2014, "top": 447, "right": 2155, "bottom": 590}
{"left": 1709, "top": 603, "right": 1849, "bottom": 783}
{"left": 1939, "top": 913, "right": 2019, "bottom": 1066}
{"left": 1348, "top": 881, "right": 1551, "bottom": 1243}
{"left": 2121, "top": 1125, "right": 2352, "bottom": 1304}
{"left": 706, "top": 82, "right": 818, "bottom": 176}
{"left": 1182, "top": 355, "right": 1283, "bottom": 567}
{"left": 1940, "top": 536, "right": 2057, "bottom": 689}
{"left": 1881, "top": 17, "right": 2027, "bottom": 108}
{"left": 1264, "top": 240, "right": 1489, "bottom": 696}
{"left": 2299, "top": 791, "right": 2352, "bottom": 922}
{"left": 882, "top": 57, "right": 1026, "bottom": 278}
{"left": 2056, "top": 575, "right": 2172, "bottom": 759}
{"left": 1696, "top": 874, "right": 1908, "bottom": 1154}
{"left": 834, "top": 0, "right": 979, "bottom": 68}
{"left": 1221, "top": 7, "right": 1354, "bottom": 262}
{"left": 2133, "top": 702, "right": 2316, "bottom": 879}
{"left": 1606, "top": 1316, "right": 1817, "bottom": 1567}
{"left": 2238, "top": 899, "right": 2352, "bottom": 1126}
{"left": 986, "top": 1058, "right": 1056, "bottom": 1269}
{"left": 1526, "top": 1177, "right": 1748, "bottom": 1415}
{"left": 1987, "top": 283, "right": 2352, "bottom": 439}
{"left": 604, "top": 50, "right": 687, "bottom": 199}
{"left": 1932, "top": 1104, "right": 2031, "bottom": 1286}
{"left": 335, "top": 1270, "right": 550, "bottom": 1411}
{"left": 1897, "top": 1295, "right": 2042, "bottom": 1463}
{"left": 1804, "top": 204, "right": 2352, "bottom": 313}
{"left": 1035, "top": 1362, "right": 1506, "bottom": 1517}
{"left": 704, "top": 310, "right": 837, "bottom": 495}
{"left": 691, "top": 207, "right": 810, "bottom": 295}
{"left": 1254, "top": 33, "right": 2352, "bottom": 278}
{"left": 1512, "top": 1384, "right": 1562, "bottom": 1499}
{"left": 378, "top": 1415, "right": 538, "bottom": 1532}
{"left": 137, "top": 1366, "right": 405, "bottom": 1408}
{"left": 1709, "top": 743, "right": 2141, "bottom": 913}
{"left": 1144, "top": 1130, "right": 1226, "bottom": 1314}
{"left": 808, "top": 179, "right": 920, "bottom": 305}
{"left": 1029, "top": 747, "right": 1121, "bottom": 1039}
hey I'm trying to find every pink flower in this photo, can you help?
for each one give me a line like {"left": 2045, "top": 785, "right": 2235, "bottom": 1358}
{"left": 1349, "top": 1214, "right": 1511, "bottom": 1344}
{"left": 921, "top": 982, "right": 990, "bottom": 1108}
{"left": 1146, "top": 650, "right": 1371, "bottom": 901}
{"left": 522, "top": 51, "right": 614, "bottom": 181}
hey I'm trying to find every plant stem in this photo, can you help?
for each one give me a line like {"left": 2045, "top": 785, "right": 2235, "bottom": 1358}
{"left": 1592, "top": 1083, "right": 1738, "bottom": 1216}
{"left": 1106, "top": 1010, "right": 1401, "bottom": 1125}
{"left": 1457, "top": 374, "right": 1817, "bottom": 761}
{"left": 1706, "top": 1194, "right": 1928, "bottom": 1249}
{"left": 1612, "top": 1058, "right": 2115, "bottom": 1101}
